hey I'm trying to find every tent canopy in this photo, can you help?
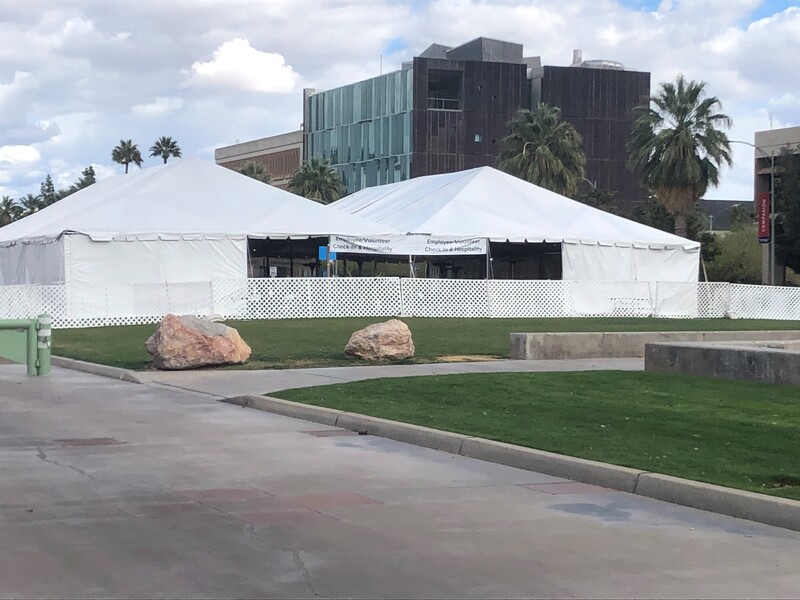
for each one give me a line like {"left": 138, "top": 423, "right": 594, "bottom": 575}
{"left": 0, "top": 157, "right": 389, "bottom": 245}
{"left": 329, "top": 166, "right": 698, "bottom": 250}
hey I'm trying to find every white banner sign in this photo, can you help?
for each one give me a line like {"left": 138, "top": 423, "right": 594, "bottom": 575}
{"left": 329, "top": 235, "right": 487, "bottom": 256}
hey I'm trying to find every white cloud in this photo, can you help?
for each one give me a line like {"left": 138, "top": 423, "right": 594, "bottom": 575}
{"left": 0, "top": 145, "right": 41, "bottom": 165}
{"left": 185, "top": 38, "right": 300, "bottom": 93}
{"left": 132, "top": 96, "right": 185, "bottom": 117}
{"left": 0, "top": 1, "right": 797, "bottom": 202}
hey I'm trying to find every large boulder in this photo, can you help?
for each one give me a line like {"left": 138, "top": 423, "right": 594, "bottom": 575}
{"left": 344, "top": 319, "right": 415, "bottom": 361}
{"left": 145, "top": 314, "right": 251, "bottom": 370}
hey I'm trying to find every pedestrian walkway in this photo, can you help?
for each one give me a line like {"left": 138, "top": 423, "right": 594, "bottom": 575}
{"left": 0, "top": 364, "right": 798, "bottom": 598}
{"left": 137, "top": 357, "right": 643, "bottom": 397}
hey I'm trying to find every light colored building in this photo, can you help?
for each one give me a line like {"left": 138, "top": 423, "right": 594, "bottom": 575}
{"left": 754, "top": 126, "right": 800, "bottom": 284}
{"left": 215, "top": 130, "right": 303, "bottom": 190}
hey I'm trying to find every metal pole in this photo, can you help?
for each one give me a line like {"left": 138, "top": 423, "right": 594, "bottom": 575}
{"left": 37, "top": 314, "right": 51, "bottom": 376}
{"left": 25, "top": 322, "right": 37, "bottom": 377}
{"left": 770, "top": 151, "right": 776, "bottom": 286}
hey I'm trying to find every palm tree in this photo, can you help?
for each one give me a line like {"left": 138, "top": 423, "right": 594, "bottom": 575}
{"left": 288, "top": 158, "right": 345, "bottom": 204}
{"left": 498, "top": 105, "right": 586, "bottom": 197}
{"left": 0, "top": 196, "right": 21, "bottom": 226}
{"left": 628, "top": 74, "right": 732, "bottom": 238}
{"left": 19, "top": 193, "right": 44, "bottom": 217}
{"left": 111, "top": 139, "right": 144, "bottom": 173}
{"left": 149, "top": 136, "right": 182, "bottom": 164}
{"left": 239, "top": 160, "right": 272, "bottom": 184}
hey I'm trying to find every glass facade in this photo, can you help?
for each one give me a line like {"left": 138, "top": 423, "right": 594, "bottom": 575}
{"left": 305, "top": 69, "right": 413, "bottom": 194}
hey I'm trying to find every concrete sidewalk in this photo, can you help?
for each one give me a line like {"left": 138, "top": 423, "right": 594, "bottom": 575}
{"left": 136, "top": 357, "right": 644, "bottom": 397}
{"left": 1, "top": 364, "right": 799, "bottom": 598}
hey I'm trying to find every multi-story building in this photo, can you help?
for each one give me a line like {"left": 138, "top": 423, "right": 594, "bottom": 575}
{"left": 531, "top": 50, "right": 650, "bottom": 210}
{"left": 303, "top": 38, "right": 650, "bottom": 210}
{"left": 217, "top": 38, "right": 651, "bottom": 210}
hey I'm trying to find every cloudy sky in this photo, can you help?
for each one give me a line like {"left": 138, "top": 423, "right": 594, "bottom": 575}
{"left": 1, "top": 0, "right": 798, "bottom": 201}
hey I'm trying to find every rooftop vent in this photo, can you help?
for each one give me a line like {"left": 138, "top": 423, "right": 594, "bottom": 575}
{"left": 569, "top": 49, "right": 625, "bottom": 70}
{"left": 582, "top": 59, "right": 625, "bottom": 70}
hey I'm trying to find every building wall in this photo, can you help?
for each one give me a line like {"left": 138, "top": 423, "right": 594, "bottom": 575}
{"left": 539, "top": 66, "right": 650, "bottom": 212}
{"left": 410, "top": 57, "right": 527, "bottom": 178}
{"left": 215, "top": 131, "right": 303, "bottom": 189}
{"left": 754, "top": 126, "right": 800, "bottom": 284}
{"left": 304, "top": 69, "right": 413, "bottom": 194}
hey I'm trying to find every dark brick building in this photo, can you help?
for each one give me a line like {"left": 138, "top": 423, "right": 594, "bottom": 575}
{"left": 302, "top": 38, "right": 649, "bottom": 209}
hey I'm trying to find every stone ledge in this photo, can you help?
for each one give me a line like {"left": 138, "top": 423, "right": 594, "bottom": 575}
{"left": 510, "top": 330, "right": 800, "bottom": 360}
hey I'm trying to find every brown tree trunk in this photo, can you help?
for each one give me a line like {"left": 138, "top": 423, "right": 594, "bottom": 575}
{"left": 674, "top": 212, "right": 688, "bottom": 238}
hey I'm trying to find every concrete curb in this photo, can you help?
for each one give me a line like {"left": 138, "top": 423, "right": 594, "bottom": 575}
{"left": 459, "top": 437, "right": 642, "bottom": 492}
{"left": 224, "top": 393, "right": 800, "bottom": 532}
{"left": 634, "top": 473, "right": 800, "bottom": 532}
{"left": 51, "top": 356, "right": 143, "bottom": 384}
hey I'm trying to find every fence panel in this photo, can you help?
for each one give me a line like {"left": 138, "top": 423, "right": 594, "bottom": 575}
{"left": 400, "top": 279, "right": 490, "bottom": 317}
{"left": 729, "top": 284, "right": 800, "bottom": 320}
{"left": 697, "top": 282, "right": 731, "bottom": 318}
{"left": 487, "top": 280, "right": 569, "bottom": 318}
{"left": 305, "top": 278, "right": 402, "bottom": 318}
{"left": 565, "top": 281, "right": 655, "bottom": 317}
{"left": 0, "top": 284, "right": 66, "bottom": 322}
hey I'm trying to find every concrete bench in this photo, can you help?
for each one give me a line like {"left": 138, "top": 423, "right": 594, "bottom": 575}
{"left": 509, "top": 330, "right": 800, "bottom": 360}
{"left": 645, "top": 340, "right": 800, "bottom": 386}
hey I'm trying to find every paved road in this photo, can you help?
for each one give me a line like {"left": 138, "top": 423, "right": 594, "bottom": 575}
{"left": 2, "top": 365, "right": 799, "bottom": 598}
{"left": 137, "top": 357, "right": 644, "bottom": 397}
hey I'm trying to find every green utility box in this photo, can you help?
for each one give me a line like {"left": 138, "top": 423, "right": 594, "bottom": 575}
{"left": 0, "top": 314, "right": 51, "bottom": 376}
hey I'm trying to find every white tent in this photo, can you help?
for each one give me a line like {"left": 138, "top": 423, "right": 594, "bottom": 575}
{"left": 0, "top": 157, "right": 388, "bottom": 286}
{"left": 329, "top": 166, "right": 701, "bottom": 282}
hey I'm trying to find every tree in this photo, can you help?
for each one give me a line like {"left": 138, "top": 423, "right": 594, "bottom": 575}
{"left": 704, "top": 227, "right": 762, "bottom": 284}
{"left": 19, "top": 193, "right": 44, "bottom": 217}
{"left": 498, "top": 105, "right": 586, "bottom": 197}
{"left": 0, "top": 196, "right": 21, "bottom": 226}
{"left": 111, "top": 139, "right": 144, "bottom": 173}
{"left": 239, "top": 160, "right": 272, "bottom": 184}
{"left": 628, "top": 74, "right": 733, "bottom": 238}
{"left": 288, "top": 158, "right": 345, "bottom": 204}
{"left": 576, "top": 187, "right": 618, "bottom": 214}
{"left": 149, "top": 136, "right": 182, "bottom": 164}
{"left": 57, "top": 165, "right": 97, "bottom": 200}
{"left": 75, "top": 165, "right": 96, "bottom": 189}
{"left": 632, "top": 193, "right": 705, "bottom": 241}
{"left": 39, "top": 175, "right": 58, "bottom": 207}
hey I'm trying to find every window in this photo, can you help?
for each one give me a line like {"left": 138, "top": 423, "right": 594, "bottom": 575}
{"left": 427, "top": 69, "right": 462, "bottom": 111}
{"left": 474, "top": 133, "right": 482, "bottom": 143}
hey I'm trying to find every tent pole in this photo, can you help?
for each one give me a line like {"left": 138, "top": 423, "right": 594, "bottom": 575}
{"left": 485, "top": 242, "right": 491, "bottom": 280}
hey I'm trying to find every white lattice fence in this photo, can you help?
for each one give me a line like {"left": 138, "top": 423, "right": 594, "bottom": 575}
{"left": 400, "top": 279, "right": 490, "bottom": 317}
{"left": 487, "top": 280, "right": 569, "bottom": 318}
{"left": 564, "top": 280, "right": 655, "bottom": 317}
{"left": 0, "top": 284, "right": 66, "bottom": 321}
{"left": 306, "top": 278, "right": 402, "bottom": 318}
{"left": 729, "top": 284, "right": 800, "bottom": 320}
{"left": 211, "top": 278, "right": 402, "bottom": 320}
{"left": 3, "top": 278, "right": 800, "bottom": 327}
{"left": 696, "top": 282, "right": 732, "bottom": 318}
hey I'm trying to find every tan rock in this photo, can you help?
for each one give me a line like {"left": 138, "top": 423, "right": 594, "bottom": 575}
{"left": 344, "top": 319, "right": 415, "bottom": 361}
{"left": 145, "top": 314, "right": 251, "bottom": 370}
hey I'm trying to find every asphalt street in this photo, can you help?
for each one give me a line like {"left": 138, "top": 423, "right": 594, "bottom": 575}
{"left": 1, "top": 364, "right": 798, "bottom": 598}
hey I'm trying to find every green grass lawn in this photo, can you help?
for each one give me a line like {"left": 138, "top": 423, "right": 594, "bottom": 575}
{"left": 275, "top": 371, "right": 800, "bottom": 501}
{"left": 52, "top": 317, "right": 800, "bottom": 371}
